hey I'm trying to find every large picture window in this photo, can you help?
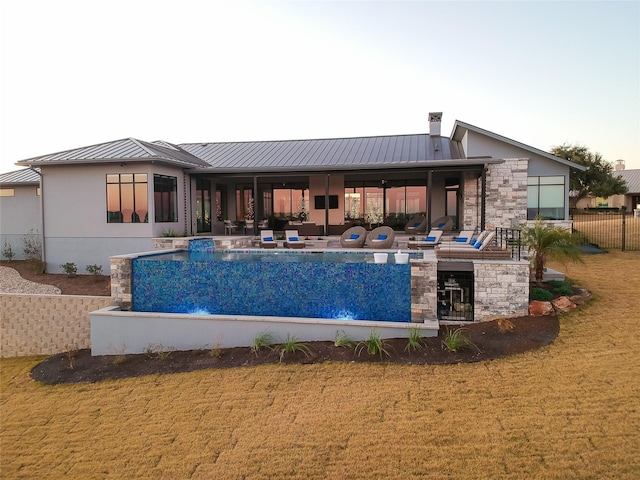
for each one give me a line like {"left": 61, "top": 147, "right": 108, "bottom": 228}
{"left": 154, "top": 175, "right": 178, "bottom": 223}
{"left": 527, "top": 176, "right": 565, "bottom": 220}
{"left": 106, "top": 174, "right": 148, "bottom": 223}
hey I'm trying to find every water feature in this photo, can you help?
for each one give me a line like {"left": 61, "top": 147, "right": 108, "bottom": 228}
{"left": 132, "top": 248, "right": 416, "bottom": 322}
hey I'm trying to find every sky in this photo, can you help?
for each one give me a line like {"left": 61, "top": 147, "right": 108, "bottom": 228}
{"left": 1, "top": 0, "right": 639, "bottom": 174}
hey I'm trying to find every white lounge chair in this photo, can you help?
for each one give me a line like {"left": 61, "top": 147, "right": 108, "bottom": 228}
{"left": 284, "top": 230, "right": 305, "bottom": 249}
{"left": 259, "top": 230, "right": 277, "bottom": 248}
{"left": 408, "top": 229, "right": 443, "bottom": 249}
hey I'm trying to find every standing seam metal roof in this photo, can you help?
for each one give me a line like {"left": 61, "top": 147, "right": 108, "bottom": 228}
{"left": 16, "top": 138, "right": 210, "bottom": 168}
{"left": 178, "top": 134, "right": 465, "bottom": 171}
{"left": 615, "top": 169, "right": 640, "bottom": 193}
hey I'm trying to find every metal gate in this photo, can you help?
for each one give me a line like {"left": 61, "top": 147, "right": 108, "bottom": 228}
{"left": 571, "top": 210, "right": 640, "bottom": 251}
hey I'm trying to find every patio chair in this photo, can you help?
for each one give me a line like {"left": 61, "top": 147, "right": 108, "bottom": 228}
{"left": 438, "top": 230, "right": 476, "bottom": 247}
{"left": 340, "top": 226, "right": 367, "bottom": 248}
{"left": 431, "top": 215, "right": 452, "bottom": 232}
{"left": 259, "top": 230, "right": 277, "bottom": 249}
{"left": 404, "top": 215, "right": 427, "bottom": 234}
{"left": 224, "top": 220, "right": 238, "bottom": 235}
{"left": 366, "top": 226, "right": 395, "bottom": 249}
{"left": 284, "top": 230, "right": 305, "bottom": 249}
{"left": 435, "top": 231, "right": 509, "bottom": 259}
{"left": 408, "top": 229, "right": 443, "bottom": 249}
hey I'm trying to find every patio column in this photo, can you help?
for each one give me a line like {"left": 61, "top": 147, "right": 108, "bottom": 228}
{"left": 427, "top": 170, "right": 433, "bottom": 228}
{"left": 481, "top": 166, "right": 487, "bottom": 230}
{"left": 325, "top": 174, "right": 330, "bottom": 232}
{"left": 253, "top": 175, "right": 258, "bottom": 235}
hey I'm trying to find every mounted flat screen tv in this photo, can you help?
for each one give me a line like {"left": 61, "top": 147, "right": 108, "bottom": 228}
{"left": 314, "top": 195, "right": 339, "bottom": 209}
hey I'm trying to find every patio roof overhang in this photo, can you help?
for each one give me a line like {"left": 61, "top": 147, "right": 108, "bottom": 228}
{"left": 187, "top": 157, "right": 502, "bottom": 179}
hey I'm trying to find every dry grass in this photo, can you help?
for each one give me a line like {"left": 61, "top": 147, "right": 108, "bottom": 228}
{"left": 573, "top": 215, "right": 640, "bottom": 250}
{"left": 2, "top": 251, "right": 640, "bottom": 479}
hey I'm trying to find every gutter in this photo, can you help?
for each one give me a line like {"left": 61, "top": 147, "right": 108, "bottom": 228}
{"left": 29, "top": 167, "right": 46, "bottom": 272}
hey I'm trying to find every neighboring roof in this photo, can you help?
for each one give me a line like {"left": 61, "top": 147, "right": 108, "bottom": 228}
{"left": 16, "top": 138, "right": 210, "bottom": 168}
{"left": 179, "top": 134, "right": 469, "bottom": 173}
{"left": 615, "top": 169, "right": 640, "bottom": 193}
{"left": 451, "top": 120, "right": 587, "bottom": 171}
{"left": 0, "top": 168, "right": 40, "bottom": 185}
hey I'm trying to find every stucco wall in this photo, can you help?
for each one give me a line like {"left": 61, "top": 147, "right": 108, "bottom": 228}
{"left": 0, "top": 293, "right": 112, "bottom": 357}
{"left": 39, "top": 163, "right": 187, "bottom": 273}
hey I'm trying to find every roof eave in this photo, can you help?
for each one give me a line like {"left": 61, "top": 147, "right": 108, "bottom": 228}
{"left": 187, "top": 158, "right": 501, "bottom": 175}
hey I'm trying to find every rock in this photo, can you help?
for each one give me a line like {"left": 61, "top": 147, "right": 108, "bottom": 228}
{"left": 529, "top": 300, "right": 554, "bottom": 316}
{"left": 552, "top": 296, "right": 577, "bottom": 313}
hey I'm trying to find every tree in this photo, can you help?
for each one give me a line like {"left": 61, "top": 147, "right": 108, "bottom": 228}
{"left": 551, "top": 144, "right": 628, "bottom": 208}
{"left": 521, "top": 217, "right": 582, "bottom": 287}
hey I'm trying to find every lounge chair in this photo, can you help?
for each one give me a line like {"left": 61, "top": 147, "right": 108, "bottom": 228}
{"left": 259, "top": 230, "right": 277, "bottom": 249}
{"left": 407, "top": 229, "right": 443, "bottom": 249}
{"left": 284, "top": 230, "right": 305, "bottom": 249}
{"left": 366, "top": 226, "right": 395, "bottom": 249}
{"left": 435, "top": 231, "right": 510, "bottom": 259}
{"left": 431, "top": 215, "right": 452, "bottom": 231}
{"left": 404, "top": 215, "right": 427, "bottom": 234}
{"left": 438, "top": 230, "right": 476, "bottom": 247}
{"left": 340, "top": 226, "right": 367, "bottom": 248}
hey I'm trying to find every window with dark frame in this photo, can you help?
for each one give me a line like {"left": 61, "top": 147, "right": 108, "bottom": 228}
{"left": 106, "top": 173, "right": 148, "bottom": 223}
{"left": 527, "top": 176, "right": 565, "bottom": 220}
{"left": 154, "top": 175, "right": 178, "bottom": 223}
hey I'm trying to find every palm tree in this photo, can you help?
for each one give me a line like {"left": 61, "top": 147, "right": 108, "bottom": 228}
{"left": 521, "top": 217, "right": 582, "bottom": 287}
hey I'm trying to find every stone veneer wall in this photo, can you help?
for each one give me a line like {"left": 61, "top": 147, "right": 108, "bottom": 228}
{"left": 473, "top": 260, "right": 530, "bottom": 322}
{"left": 0, "top": 294, "right": 112, "bottom": 357}
{"left": 462, "top": 172, "right": 480, "bottom": 231}
{"left": 410, "top": 259, "right": 438, "bottom": 323}
{"left": 485, "top": 158, "right": 529, "bottom": 228}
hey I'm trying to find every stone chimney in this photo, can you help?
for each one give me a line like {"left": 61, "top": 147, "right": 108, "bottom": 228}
{"left": 429, "top": 112, "right": 442, "bottom": 137}
{"left": 615, "top": 159, "right": 625, "bottom": 171}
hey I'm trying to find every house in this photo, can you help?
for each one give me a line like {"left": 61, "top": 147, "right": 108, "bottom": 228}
{"left": 607, "top": 162, "right": 640, "bottom": 212}
{"left": 1, "top": 113, "right": 584, "bottom": 274}
{"left": 574, "top": 160, "right": 640, "bottom": 212}
{"left": 0, "top": 168, "right": 41, "bottom": 260}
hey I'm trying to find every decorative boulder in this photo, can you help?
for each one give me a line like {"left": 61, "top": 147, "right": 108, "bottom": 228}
{"left": 552, "top": 296, "right": 577, "bottom": 313}
{"left": 529, "top": 300, "right": 554, "bottom": 317}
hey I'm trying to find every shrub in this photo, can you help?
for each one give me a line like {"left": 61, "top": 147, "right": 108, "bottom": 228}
{"left": 405, "top": 327, "right": 423, "bottom": 352}
{"left": 85, "top": 264, "right": 103, "bottom": 276}
{"left": 145, "top": 343, "right": 174, "bottom": 361}
{"left": 162, "top": 229, "right": 181, "bottom": 237}
{"left": 441, "top": 328, "right": 479, "bottom": 353}
{"left": 276, "top": 334, "right": 312, "bottom": 362}
{"left": 530, "top": 288, "right": 554, "bottom": 301}
{"left": 22, "top": 229, "right": 42, "bottom": 261}
{"left": 547, "top": 279, "right": 573, "bottom": 296}
{"left": 60, "top": 262, "right": 78, "bottom": 278}
{"left": 250, "top": 330, "right": 274, "bottom": 356}
{"left": 2, "top": 239, "right": 15, "bottom": 261}
{"left": 355, "top": 330, "right": 391, "bottom": 359}
{"left": 334, "top": 330, "right": 355, "bottom": 348}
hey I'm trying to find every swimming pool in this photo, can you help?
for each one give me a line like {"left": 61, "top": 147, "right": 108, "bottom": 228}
{"left": 132, "top": 249, "right": 415, "bottom": 322}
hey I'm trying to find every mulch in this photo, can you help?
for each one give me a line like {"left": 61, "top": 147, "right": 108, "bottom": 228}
{"left": 30, "top": 315, "right": 559, "bottom": 385}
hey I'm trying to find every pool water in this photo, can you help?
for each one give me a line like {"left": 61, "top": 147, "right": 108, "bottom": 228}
{"left": 132, "top": 250, "right": 414, "bottom": 322}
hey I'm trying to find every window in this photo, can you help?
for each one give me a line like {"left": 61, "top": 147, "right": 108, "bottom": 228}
{"left": 106, "top": 174, "right": 148, "bottom": 223}
{"left": 0, "top": 188, "right": 15, "bottom": 197}
{"left": 154, "top": 175, "right": 178, "bottom": 223}
{"left": 527, "top": 176, "right": 565, "bottom": 220}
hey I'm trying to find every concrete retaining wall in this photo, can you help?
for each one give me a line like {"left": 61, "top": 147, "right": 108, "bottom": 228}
{"left": 0, "top": 294, "right": 112, "bottom": 357}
